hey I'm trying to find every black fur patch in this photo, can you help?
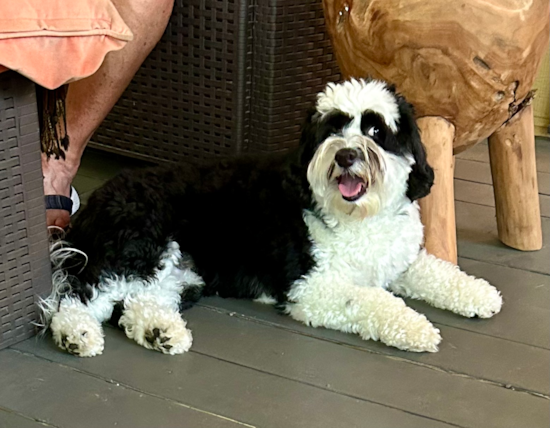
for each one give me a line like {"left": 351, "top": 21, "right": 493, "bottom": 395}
{"left": 66, "top": 149, "right": 316, "bottom": 306}
{"left": 360, "top": 112, "right": 390, "bottom": 151}
{"left": 360, "top": 106, "right": 433, "bottom": 201}
{"left": 179, "top": 285, "right": 204, "bottom": 311}
{"left": 395, "top": 97, "right": 434, "bottom": 201}
{"left": 318, "top": 110, "right": 353, "bottom": 142}
{"left": 299, "top": 109, "right": 352, "bottom": 165}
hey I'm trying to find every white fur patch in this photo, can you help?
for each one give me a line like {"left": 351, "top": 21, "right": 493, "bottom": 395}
{"left": 48, "top": 241, "right": 204, "bottom": 357}
{"left": 85, "top": 241, "right": 204, "bottom": 323}
{"left": 284, "top": 194, "right": 442, "bottom": 352}
{"left": 287, "top": 274, "right": 441, "bottom": 353}
{"left": 120, "top": 294, "right": 193, "bottom": 355}
{"left": 287, "top": 200, "right": 502, "bottom": 352}
{"left": 50, "top": 298, "right": 105, "bottom": 357}
{"left": 316, "top": 79, "right": 400, "bottom": 133}
{"left": 254, "top": 293, "right": 277, "bottom": 305}
{"left": 390, "top": 250, "right": 503, "bottom": 318}
{"left": 302, "top": 198, "right": 424, "bottom": 289}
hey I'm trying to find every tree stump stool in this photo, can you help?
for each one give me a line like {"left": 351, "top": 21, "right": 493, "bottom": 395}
{"left": 322, "top": 0, "right": 549, "bottom": 263}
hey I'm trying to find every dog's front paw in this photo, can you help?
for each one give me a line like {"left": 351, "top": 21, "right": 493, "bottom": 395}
{"left": 143, "top": 323, "right": 193, "bottom": 355}
{"left": 456, "top": 278, "right": 503, "bottom": 319}
{"left": 120, "top": 299, "right": 192, "bottom": 355}
{"left": 362, "top": 306, "right": 441, "bottom": 353}
{"left": 50, "top": 299, "right": 104, "bottom": 357}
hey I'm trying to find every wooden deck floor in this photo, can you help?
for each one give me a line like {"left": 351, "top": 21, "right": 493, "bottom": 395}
{"left": 1, "top": 139, "right": 548, "bottom": 428}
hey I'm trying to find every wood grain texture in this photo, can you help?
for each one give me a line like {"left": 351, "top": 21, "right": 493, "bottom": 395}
{"left": 0, "top": 350, "right": 245, "bottom": 428}
{"left": 488, "top": 104, "right": 543, "bottom": 250}
{"left": 417, "top": 117, "right": 457, "bottom": 263}
{"left": 454, "top": 178, "right": 550, "bottom": 218}
{"left": 323, "top": 0, "right": 550, "bottom": 153}
{"left": 10, "top": 339, "right": 452, "bottom": 428}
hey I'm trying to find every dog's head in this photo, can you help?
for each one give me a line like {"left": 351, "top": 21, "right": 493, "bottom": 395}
{"left": 300, "top": 78, "right": 433, "bottom": 219}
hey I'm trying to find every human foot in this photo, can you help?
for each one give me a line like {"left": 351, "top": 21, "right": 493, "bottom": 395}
{"left": 42, "top": 153, "right": 80, "bottom": 228}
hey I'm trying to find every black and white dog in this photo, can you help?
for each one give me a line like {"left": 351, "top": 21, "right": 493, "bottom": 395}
{"left": 42, "top": 78, "right": 502, "bottom": 357}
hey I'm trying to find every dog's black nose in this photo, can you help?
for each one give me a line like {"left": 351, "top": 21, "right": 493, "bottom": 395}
{"left": 335, "top": 148, "right": 359, "bottom": 168}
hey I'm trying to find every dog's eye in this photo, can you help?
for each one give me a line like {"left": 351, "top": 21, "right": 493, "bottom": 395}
{"left": 361, "top": 112, "right": 386, "bottom": 143}
{"left": 367, "top": 127, "right": 379, "bottom": 138}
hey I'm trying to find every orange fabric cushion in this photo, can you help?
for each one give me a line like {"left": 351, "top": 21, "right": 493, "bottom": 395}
{"left": 0, "top": 0, "right": 133, "bottom": 89}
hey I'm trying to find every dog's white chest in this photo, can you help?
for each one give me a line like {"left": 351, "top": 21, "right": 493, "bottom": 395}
{"left": 304, "top": 203, "right": 423, "bottom": 288}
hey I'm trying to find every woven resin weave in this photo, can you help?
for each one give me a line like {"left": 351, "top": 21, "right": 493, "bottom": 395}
{"left": 0, "top": 71, "right": 51, "bottom": 349}
{"left": 92, "top": 0, "right": 340, "bottom": 162}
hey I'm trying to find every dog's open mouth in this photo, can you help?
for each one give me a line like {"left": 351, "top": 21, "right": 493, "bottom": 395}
{"left": 337, "top": 173, "right": 366, "bottom": 201}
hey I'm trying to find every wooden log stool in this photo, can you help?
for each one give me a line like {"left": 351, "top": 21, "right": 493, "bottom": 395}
{"left": 322, "top": 0, "right": 550, "bottom": 263}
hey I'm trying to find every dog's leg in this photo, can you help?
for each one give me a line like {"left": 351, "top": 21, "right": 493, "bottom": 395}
{"left": 118, "top": 241, "right": 201, "bottom": 355}
{"left": 50, "top": 293, "right": 113, "bottom": 357}
{"left": 119, "top": 293, "right": 193, "bottom": 355}
{"left": 286, "top": 274, "right": 441, "bottom": 352}
{"left": 389, "top": 249, "right": 503, "bottom": 318}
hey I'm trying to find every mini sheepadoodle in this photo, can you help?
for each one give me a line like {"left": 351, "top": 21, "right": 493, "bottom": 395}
{"left": 42, "top": 78, "right": 503, "bottom": 357}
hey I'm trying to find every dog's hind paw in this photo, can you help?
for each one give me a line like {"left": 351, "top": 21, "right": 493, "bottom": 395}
{"left": 120, "top": 299, "right": 192, "bottom": 355}
{"left": 143, "top": 325, "right": 192, "bottom": 355}
{"left": 50, "top": 298, "right": 104, "bottom": 357}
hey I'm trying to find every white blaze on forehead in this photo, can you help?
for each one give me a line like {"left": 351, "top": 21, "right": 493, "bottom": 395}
{"left": 316, "top": 79, "right": 400, "bottom": 133}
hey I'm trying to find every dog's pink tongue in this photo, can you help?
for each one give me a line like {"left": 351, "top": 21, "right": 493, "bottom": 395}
{"left": 338, "top": 175, "right": 363, "bottom": 198}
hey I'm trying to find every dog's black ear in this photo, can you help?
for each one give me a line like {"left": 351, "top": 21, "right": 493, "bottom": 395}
{"left": 386, "top": 83, "right": 397, "bottom": 94}
{"left": 298, "top": 107, "right": 321, "bottom": 164}
{"left": 299, "top": 107, "right": 319, "bottom": 146}
{"left": 396, "top": 96, "right": 434, "bottom": 201}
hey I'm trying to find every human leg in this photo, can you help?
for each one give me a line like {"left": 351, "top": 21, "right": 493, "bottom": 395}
{"left": 43, "top": 0, "right": 174, "bottom": 227}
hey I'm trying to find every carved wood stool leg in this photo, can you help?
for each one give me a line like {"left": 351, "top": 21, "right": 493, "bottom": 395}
{"left": 418, "top": 116, "right": 457, "bottom": 264}
{"left": 488, "top": 104, "right": 542, "bottom": 251}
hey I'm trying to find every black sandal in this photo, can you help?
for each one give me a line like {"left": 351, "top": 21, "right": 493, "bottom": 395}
{"left": 44, "top": 186, "right": 80, "bottom": 215}
{"left": 45, "top": 194, "right": 73, "bottom": 213}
